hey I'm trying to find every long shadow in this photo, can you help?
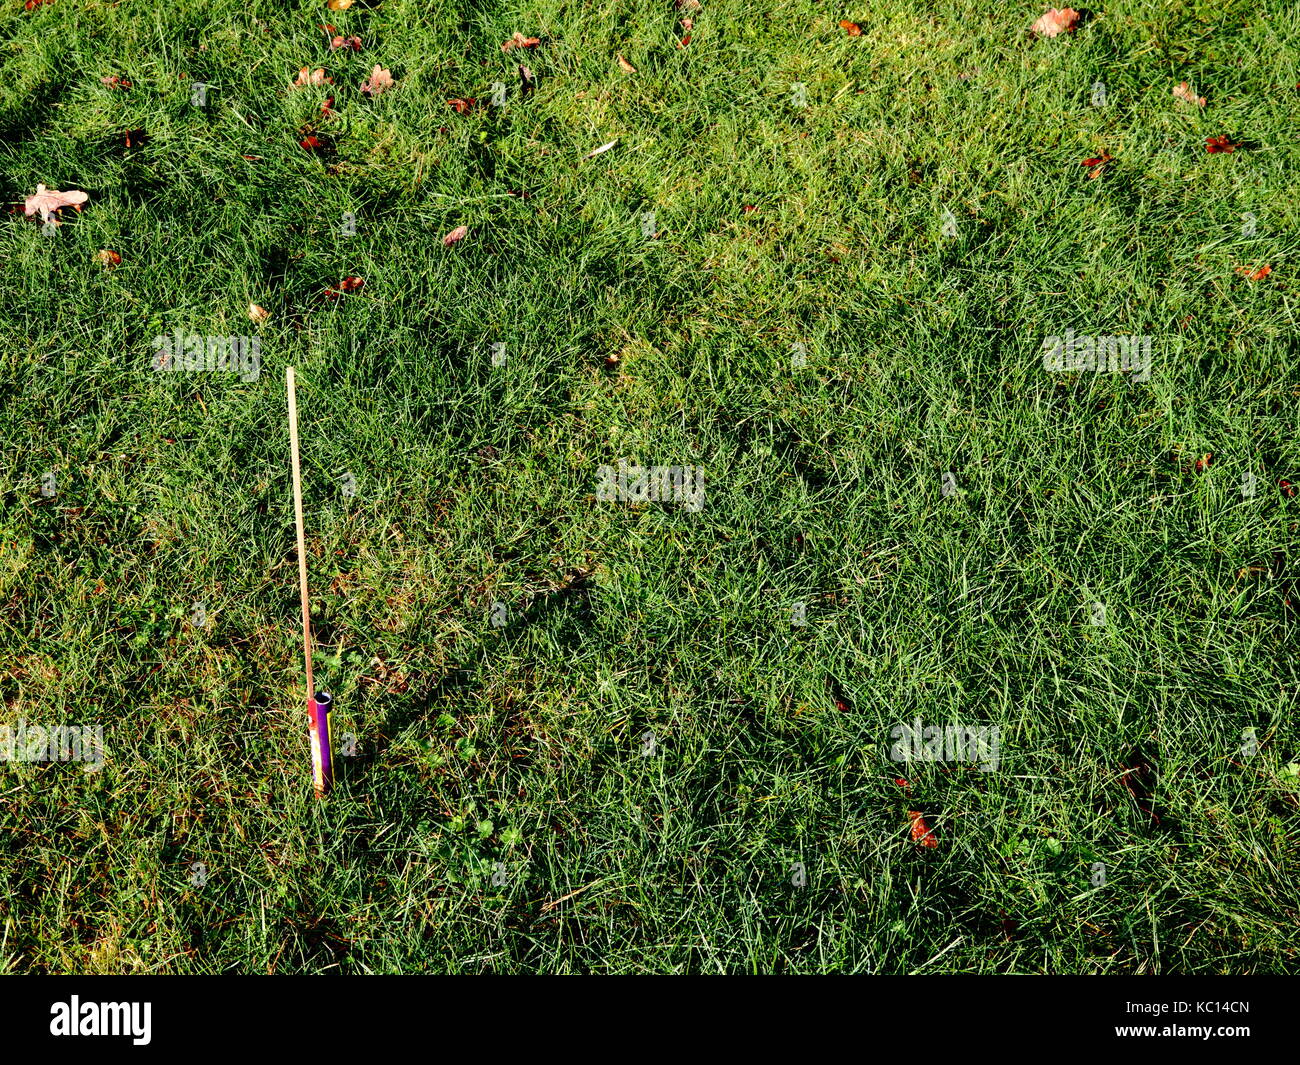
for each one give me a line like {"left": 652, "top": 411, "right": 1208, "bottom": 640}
{"left": 336, "top": 565, "right": 597, "bottom": 791}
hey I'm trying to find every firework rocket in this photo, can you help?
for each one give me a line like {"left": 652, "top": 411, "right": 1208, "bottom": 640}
{"left": 288, "top": 366, "right": 333, "bottom": 796}
{"left": 309, "top": 690, "right": 333, "bottom": 796}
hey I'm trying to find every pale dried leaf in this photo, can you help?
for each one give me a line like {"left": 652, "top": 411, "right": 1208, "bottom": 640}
{"left": 24, "top": 183, "right": 89, "bottom": 223}
{"left": 292, "top": 67, "right": 333, "bottom": 89}
{"left": 1030, "top": 7, "right": 1079, "bottom": 37}
{"left": 359, "top": 64, "right": 394, "bottom": 96}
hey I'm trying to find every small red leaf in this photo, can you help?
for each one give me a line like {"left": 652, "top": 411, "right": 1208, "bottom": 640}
{"left": 908, "top": 810, "right": 938, "bottom": 848}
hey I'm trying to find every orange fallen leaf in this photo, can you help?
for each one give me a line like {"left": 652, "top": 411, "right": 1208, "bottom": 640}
{"left": 1080, "top": 150, "right": 1113, "bottom": 178}
{"left": 838, "top": 20, "right": 861, "bottom": 35}
{"left": 678, "top": 33, "right": 691, "bottom": 47}
{"left": 446, "top": 98, "right": 476, "bottom": 113}
{"left": 360, "top": 64, "right": 393, "bottom": 96}
{"left": 681, "top": 17, "right": 693, "bottom": 29}
{"left": 1206, "top": 134, "right": 1240, "bottom": 153}
{"left": 908, "top": 810, "right": 938, "bottom": 848}
{"left": 300, "top": 135, "right": 324, "bottom": 151}
{"left": 292, "top": 67, "right": 333, "bottom": 89}
{"left": 24, "top": 184, "right": 89, "bottom": 223}
{"left": 100, "top": 75, "right": 131, "bottom": 89}
{"left": 326, "top": 0, "right": 353, "bottom": 10}
{"left": 443, "top": 224, "right": 468, "bottom": 247}
{"left": 24, "top": 0, "right": 52, "bottom": 9}
{"left": 324, "top": 276, "right": 365, "bottom": 300}
{"left": 330, "top": 35, "right": 362, "bottom": 51}
{"left": 248, "top": 303, "right": 270, "bottom": 323}
{"left": 94, "top": 249, "right": 121, "bottom": 268}
{"left": 617, "top": 54, "right": 637, "bottom": 73}
{"left": 1235, "top": 263, "right": 1272, "bottom": 281}
{"left": 501, "top": 32, "right": 540, "bottom": 52}
{"left": 1173, "top": 81, "right": 1205, "bottom": 107}
{"left": 320, "top": 96, "right": 338, "bottom": 118}
{"left": 1030, "top": 7, "right": 1079, "bottom": 37}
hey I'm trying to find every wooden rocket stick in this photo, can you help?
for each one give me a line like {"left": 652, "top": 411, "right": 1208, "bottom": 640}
{"left": 287, "top": 366, "right": 313, "bottom": 700}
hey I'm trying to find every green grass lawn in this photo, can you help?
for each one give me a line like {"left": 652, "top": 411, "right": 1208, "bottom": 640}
{"left": 2, "top": 0, "right": 1299, "bottom": 973}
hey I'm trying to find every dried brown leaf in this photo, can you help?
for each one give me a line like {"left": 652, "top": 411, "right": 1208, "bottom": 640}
{"left": 1030, "top": 7, "right": 1079, "bottom": 37}
{"left": 501, "top": 32, "right": 540, "bottom": 52}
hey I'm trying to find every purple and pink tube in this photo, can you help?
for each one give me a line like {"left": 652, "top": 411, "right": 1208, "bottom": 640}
{"left": 309, "top": 691, "right": 333, "bottom": 796}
